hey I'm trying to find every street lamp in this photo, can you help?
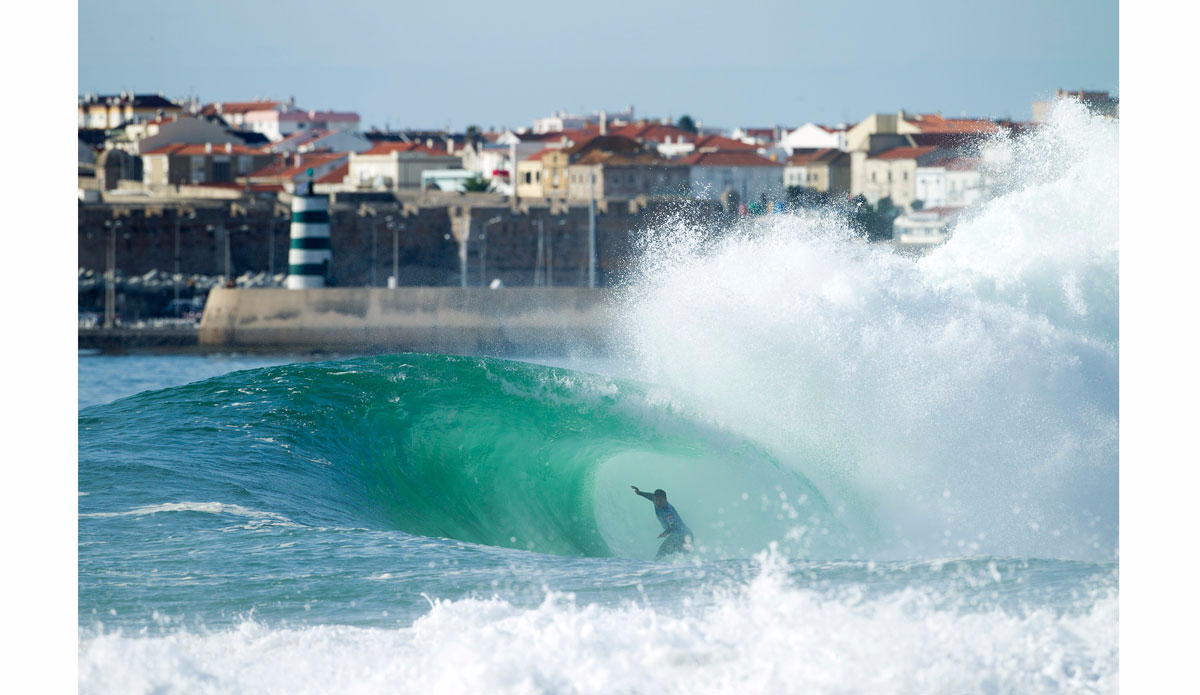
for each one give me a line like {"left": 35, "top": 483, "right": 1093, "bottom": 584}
{"left": 385, "top": 215, "right": 406, "bottom": 289}
{"left": 482, "top": 216, "right": 502, "bottom": 287}
{"left": 206, "top": 223, "right": 230, "bottom": 287}
{"left": 102, "top": 219, "right": 122, "bottom": 328}
{"left": 549, "top": 218, "right": 566, "bottom": 288}
{"left": 238, "top": 224, "right": 252, "bottom": 283}
{"left": 370, "top": 217, "right": 378, "bottom": 287}
{"left": 174, "top": 210, "right": 196, "bottom": 313}
{"left": 534, "top": 218, "right": 545, "bottom": 287}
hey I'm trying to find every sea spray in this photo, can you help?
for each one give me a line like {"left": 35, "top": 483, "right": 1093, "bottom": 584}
{"left": 615, "top": 99, "right": 1118, "bottom": 561}
{"left": 79, "top": 545, "right": 1117, "bottom": 695}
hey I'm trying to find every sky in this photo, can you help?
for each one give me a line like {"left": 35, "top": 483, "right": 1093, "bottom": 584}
{"left": 78, "top": 0, "right": 1118, "bottom": 132}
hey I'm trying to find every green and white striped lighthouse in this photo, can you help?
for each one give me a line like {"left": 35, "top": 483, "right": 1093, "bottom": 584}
{"left": 285, "top": 175, "right": 331, "bottom": 289}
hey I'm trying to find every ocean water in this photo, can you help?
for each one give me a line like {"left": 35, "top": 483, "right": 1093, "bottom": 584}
{"left": 79, "top": 101, "right": 1118, "bottom": 694}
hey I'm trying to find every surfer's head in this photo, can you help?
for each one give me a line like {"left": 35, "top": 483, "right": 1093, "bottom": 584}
{"left": 653, "top": 489, "right": 667, "bottom": 508}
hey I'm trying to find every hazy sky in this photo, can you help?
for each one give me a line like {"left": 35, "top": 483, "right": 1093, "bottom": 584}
{"left": 78, "top": 0, "right": 1118, "bottom": 131}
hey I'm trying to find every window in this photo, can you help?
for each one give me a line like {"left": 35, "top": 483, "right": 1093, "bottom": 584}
{"left": 903, "top": 171, "right": 908, "bottom": 180}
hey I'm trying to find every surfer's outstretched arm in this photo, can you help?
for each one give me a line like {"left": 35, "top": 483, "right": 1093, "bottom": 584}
{"left": 631, "top": 486, "right": 654, "bottom": 501}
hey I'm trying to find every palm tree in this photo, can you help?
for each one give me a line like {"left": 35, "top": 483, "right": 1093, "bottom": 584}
{"left": 462, "top": 176, "right": 493, "bottom": 193}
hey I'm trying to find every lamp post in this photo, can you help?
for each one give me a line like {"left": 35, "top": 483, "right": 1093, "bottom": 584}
{"left": 534, "top": 218, "right": 544, "bottom": 287}
{"left": 588, "top": 168, "right": 596, "bottom": 288}
{"left": 270, "top": 214, "right": 284, "bottom": 281}
{"left": 238, "top": 224, "right": 252, "bottom": 283}
{"left": 482, "top": 216, "right": 501, "bottom": 287}
{"left": 103, "top": 219, "right": 122, "bottom": 328}
{"left": 370, "top": 217, "right": 378, "bottom": 287}
{"left": 550, "top": 218, "right": 565, "bottom": 288}
{"left": 387, "top": 217, "right": 406, "bottom": 289}
{"left": 174, "top": 210, "right": 196, "bottom": 313}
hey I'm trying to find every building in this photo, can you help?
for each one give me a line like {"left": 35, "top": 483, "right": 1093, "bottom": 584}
{"left": 784, "top": 148, "right": 851, "bottom": 195}
{"left": 79, "top": 92, "right": 182, "bottom": 129}
{"left": 515, "top": 148, "right": 552, "bottom": 199}
{"left": 420, "top": 169, "right": 480, "bottom": 193}
{"left": 539, "top": 135, "right": 645, "bottom": 199}
{"left": 847, "top": 111, "right": 998, "bottom": 199}
{"left": 892, "top": 210, "right": 951, "bottom": 249}
{"left": 681, "top": 150, "right": 784, "bottom": 203}
{"left": 861, "top": 146, "right": 948, "bottom": 210}
{"left": 242, "top": 108, "right": 361, "bottom": 141}
{"left": 266, "top": 128, "right": 373, "bottom": 154}
{"left": 565, "top": 151, "right": 689, "bottom": 201}
{"left": 1033, "top": 89, "right": 1119, "bottom": 122}
{"left": 778, "top": 123, "right": 848, "bottom": 154}
{"left": 657, "top": 133, "right": 759, "bottom": 159}
{"left": 119, "top": 116, "right": 255, "bottom": 155}
{"left": 531, "top": 106, "right": 634, "bottom": 134}
{"left": 914, "top": 156, "right": 983, "bottom": 209}
{"left": 345, "top": 142, "right": 461, "bottom": 190}
{"left": 200, "top": 99, "right": 287, "bottom": 128}
{"left": 245, "top": 151, "right": 350, "bottom": 192}
{"left": 731, "top": 126, "right": 786, "bottom": 146}
{"left": 141, "top": 142, "right": 277, "bottom": 186}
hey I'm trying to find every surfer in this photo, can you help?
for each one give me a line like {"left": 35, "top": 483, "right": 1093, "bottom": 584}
{"left": 631, "top": 486, "right": 694, "bottom": 559}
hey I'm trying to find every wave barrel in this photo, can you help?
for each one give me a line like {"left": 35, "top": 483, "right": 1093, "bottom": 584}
{"left": 285, "top": 188, "right": 331, "bottom": 289}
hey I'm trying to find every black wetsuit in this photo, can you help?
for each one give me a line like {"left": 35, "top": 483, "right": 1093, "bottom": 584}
{"left": 636, "top": 491, "right": 694, "bottom": 559}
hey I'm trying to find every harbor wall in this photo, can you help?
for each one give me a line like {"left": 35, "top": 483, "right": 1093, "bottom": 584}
{"left": 198, "top": 287, "right": 618, "bottom": 356}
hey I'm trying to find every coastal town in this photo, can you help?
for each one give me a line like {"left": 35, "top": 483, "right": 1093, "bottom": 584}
{"left": 77, "top": 88, "right": 1118, "bottom": 335}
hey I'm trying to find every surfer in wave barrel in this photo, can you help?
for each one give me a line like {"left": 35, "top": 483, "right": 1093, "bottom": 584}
{"left": 631, "top": 486, "right": 694, "bottom": 559}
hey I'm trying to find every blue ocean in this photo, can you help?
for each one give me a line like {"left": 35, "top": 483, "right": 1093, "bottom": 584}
{"left": 78, "top": 103, "right": 1118, "bottom": 694}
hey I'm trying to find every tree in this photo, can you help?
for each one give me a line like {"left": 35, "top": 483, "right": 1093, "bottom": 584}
{"left": 849, "top": 195, "right": 901, "bottom": 243}
{"left": 786, "top": 185, "right": 832, "bottom": 209}
{"left": 676, "top": 114, "right": 698, "bottom": 134}
{"left": 465, "top": 124, "right": 482, "bottom": 137}
{"left": 461, "top": 176, "right": 493, "bottom": 193}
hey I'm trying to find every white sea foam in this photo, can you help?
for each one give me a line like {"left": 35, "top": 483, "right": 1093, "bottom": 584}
{"left": 616, "top": 100, "right": 1118, "bottom": 561}
{"left": 79, "top": 549, "right": 1117, "bottom": 695}
{"left": 80, "top": 502, "right": 289, "bottom": 523}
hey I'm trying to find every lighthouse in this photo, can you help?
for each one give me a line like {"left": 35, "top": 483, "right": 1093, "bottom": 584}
{"left": 285, "top": 171, "right": 331, "bottom": 289}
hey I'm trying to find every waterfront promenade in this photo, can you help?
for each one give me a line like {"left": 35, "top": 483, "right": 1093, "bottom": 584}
{"left": 80, "top": 286, "right": 615, "bottom": 356}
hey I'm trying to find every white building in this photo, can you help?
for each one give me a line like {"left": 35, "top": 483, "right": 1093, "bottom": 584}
{"left": 346, "top": 142, "right": 462, "bottom": 190}
{"left": 420, "top": 169, "right": 478, "bottom": 192}
{"left": 778, "top": 123, "right": 848, "bottom": 154}
{"left": 682, "top": 150, "right": 784, "bottom": 203}
{"left": 242, "top": 108, "right": 361, "bottom": 141}
{"left": 914, "top": 157, "right": 983, "bottom": 209}
{"left": 531, "top": 106, "right": 634, "bottom": 134}
{"left": 892, "top": 210, "right": 950, "bottom": 249}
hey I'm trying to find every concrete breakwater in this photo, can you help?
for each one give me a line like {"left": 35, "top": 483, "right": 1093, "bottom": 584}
{"left": 198, "top": 287, "right": 617, "bottom": 356}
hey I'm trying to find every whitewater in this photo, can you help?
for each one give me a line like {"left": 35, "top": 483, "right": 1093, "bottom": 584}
{"left": 79, "top": 101, "right": 1118, "bottom": 694}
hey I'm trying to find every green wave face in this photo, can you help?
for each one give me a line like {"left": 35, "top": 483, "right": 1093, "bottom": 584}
{"left": 79, "top": 354, "right": 849, "bottom": 559}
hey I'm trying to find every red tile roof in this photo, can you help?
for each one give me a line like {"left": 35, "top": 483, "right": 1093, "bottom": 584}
{"left": 786, "top": 148, "right": 843, "bottom": 165}
{"left": 906, "top": 114, "right": 1000, "bottom": 134}
{"left": 204, "top": 100, "right": 281, "bottom": 115}
{"left": 257, "top": 152, "right": 348, "bottom": 180}
{"left": 680, "top": 151, "right": 782, "bottom": 167}
{"left": 524, "top": 147, "right": 555, "bottom": 162}
{"left": 608, "top": 123, "right": 694, "bottom": 143}
{"left": 563, "top": 135, "right": 645, "bottom": 156}
{"left": 692, "top": 135, "right": 758, "bottom": 152}
{"left": 142, "top": 142, "right": 262, "bottom": 156}
{"left": 315, "top": 163, "right": 349, "bottom": 184}
{"left": 359, "top": 142, "right": 449, "bottom": 156}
